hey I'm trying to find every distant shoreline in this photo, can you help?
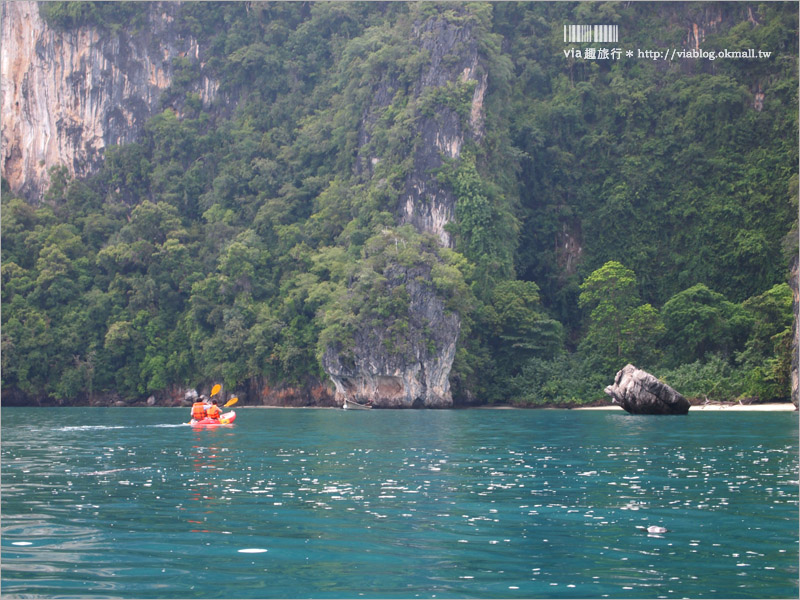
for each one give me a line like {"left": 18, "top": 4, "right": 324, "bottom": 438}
{"left": 577, "top": 403, "right": 797, "bottom": 412}
{"left": 470, "top": 403, "right": 798, "bottom": 412}
{"left": 3, "top": 402, "right": 797, "bottom": 411}
{"left": 238, "top": 403, "right": 798, "bottom": 412}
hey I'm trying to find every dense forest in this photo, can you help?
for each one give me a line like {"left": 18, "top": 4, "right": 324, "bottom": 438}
{"left": 2, "top": 1, "right": 797, "bottom": 406}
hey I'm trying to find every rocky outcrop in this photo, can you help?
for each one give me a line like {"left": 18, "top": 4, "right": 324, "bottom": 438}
{"left": 244, "top": 377, "right": 337, "bottom": 408}
{"left": 324, "top": 9, "right": 484, "bottom": 408}
{"left": 355, "top": 10, "right": 487, "bottom": 248}
{"left": 1, "top": 1, "right": 218, "bottom": 202}
{"left": 605, "top": 364, "right": 690, "bottom": 415}
{"left": 322, "top": 258, "right": 460, "bottom": 409}
{"left": 685, "top": 6, "right": 724, "bottom": 50}
{"left": 399, "top": 16, "right": 486, "bottom": 247}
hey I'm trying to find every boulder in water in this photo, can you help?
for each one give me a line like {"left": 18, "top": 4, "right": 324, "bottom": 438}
{"left": 604, "top": 364, "right": 690, "bottom": 415}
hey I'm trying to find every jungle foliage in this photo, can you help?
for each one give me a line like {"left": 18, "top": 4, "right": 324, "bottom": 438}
{"left": 3, "top": 2, "right": 797, "bottom": 405}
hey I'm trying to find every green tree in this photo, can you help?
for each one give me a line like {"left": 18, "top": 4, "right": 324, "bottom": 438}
{"left": 447, "top": 153, "right": 517, "bottom": 294}
{"left": 578, "top": 261, "right": 662, "bottom": 372}
{"left": 485, "top": 280, "right": 563, "bottom": 371}
{"left": 737, "top": 283, "right": 794, "bottom": 401}
{"left": 661, "top": 283, "right": 750, "bottom": 367}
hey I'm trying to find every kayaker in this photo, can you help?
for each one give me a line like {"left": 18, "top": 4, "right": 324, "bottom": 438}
{"left": 206, "top": 398, "right": 221, "bottom": 421}
{"left": 190, "top": 396, "right": 208, "bottom": 422}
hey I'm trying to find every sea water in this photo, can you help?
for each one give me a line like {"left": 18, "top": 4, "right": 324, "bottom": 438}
{"left": 1, "top": 407, "right": 797, "bottom": 599}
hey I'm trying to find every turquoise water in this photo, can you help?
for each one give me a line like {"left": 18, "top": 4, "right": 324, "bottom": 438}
{"left": 2, "top": 408, "right": 798, "bottom": 599}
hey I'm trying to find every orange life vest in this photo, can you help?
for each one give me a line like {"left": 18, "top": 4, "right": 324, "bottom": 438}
{"left": 206, "top": 404, "right": 221, "bottom": 419}
{"left": 191, "top": 401, "right": 207, "bottom": 421}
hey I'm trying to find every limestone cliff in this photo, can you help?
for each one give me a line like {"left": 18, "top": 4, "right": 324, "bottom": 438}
{"left": 684, "top": 5, "right": 724, "bottom": 50}
{"left": 399, "top": 15, "right": 487, "bottom": 248}
{"left": 323, "top": 9, "right": 486, "bottom": 408}
{"left": 321, "top": 241, "right": 461, "bottom": 409}
{"left": 355, "top": 12, "right": 487, "bottom": 248}
{"left": 1, "top": 1, "right": 217, "bottom": 202}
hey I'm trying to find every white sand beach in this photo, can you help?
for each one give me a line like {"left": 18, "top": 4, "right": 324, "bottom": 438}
{"left": 578, "top": 403, "right": 797, "bottom": 411}
{"left": 688, "top": 402, "right": 797, "bottom": 411}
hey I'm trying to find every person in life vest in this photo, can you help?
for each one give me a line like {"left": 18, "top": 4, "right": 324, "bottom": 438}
{"left": 190, "top": 396, "right": 208, "bottom": 422}
{"left": 206, "top": 398, "right": 221, "bottom": 421}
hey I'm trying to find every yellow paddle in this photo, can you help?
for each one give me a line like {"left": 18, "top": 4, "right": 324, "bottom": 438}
{"left": 219, "top": 398, "right": 238, "bottom": 424}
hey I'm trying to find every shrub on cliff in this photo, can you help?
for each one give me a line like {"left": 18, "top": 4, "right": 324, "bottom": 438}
{"left": 40, "top": 2, "right": 146, "bottom": 33}
{"left": 316, "top": 226, "right": 471, "bottom": 366}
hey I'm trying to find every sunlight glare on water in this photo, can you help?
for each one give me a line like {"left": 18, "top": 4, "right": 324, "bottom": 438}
{"left": 2, "top": 407, "right": 798, "bottom": 598}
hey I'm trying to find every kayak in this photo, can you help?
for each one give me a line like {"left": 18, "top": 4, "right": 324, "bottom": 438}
{"left": 190, "top": 411, "right": 236, "bottom": 426}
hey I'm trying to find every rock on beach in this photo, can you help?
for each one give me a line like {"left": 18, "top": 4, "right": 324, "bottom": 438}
{"left": 604, "top": 364, "right": 690, "bottom": 415}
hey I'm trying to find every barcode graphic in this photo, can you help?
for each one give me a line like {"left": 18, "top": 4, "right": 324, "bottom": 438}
{"left": 564, "top": 24, "right": 618, "bottom": 43}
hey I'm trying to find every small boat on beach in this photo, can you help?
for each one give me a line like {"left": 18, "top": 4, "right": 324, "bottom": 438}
{"left": 343, "top": 399, "right": 372, "bottom": 410}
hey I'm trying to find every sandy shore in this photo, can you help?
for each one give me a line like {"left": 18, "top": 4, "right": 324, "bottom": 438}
{"left": 577, "top": 403, "right": 797, "bottom": 412}
{"left": 688, "top": 402, "right": 797, "bottom": 411}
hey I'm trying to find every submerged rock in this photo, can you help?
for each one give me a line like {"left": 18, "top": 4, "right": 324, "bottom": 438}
{"left": 604, "top": 364, "right": 690, "bottom": 415}
{"left": 636, "top": 525, "right": 669, "bottom": 534}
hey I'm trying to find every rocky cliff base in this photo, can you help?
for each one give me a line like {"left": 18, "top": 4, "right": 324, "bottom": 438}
{"left": 1, "top": 379, "right": 336, "bottom": 408}
{"left": 322, "top": 252, "right": 460, "bottom": 409}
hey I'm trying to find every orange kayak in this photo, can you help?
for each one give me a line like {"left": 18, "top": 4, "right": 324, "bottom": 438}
{"left": 190, "top": 411, "right": 236, "bottom": 426}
